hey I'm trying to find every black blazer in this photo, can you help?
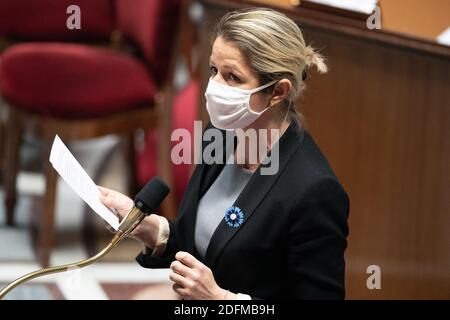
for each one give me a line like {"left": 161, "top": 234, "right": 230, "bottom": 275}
{"left": 136, "top": 122, "right": 349, "bottom": 299}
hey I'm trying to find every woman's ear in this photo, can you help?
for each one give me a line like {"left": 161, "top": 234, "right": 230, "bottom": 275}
{"left": 269, "top": 79, "right": 291, "bottom": 107}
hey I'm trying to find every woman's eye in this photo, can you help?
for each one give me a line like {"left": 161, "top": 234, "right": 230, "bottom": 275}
{"left": 228, "top": 73, "right": 240, "bottom": 82}
{"left": 210, "top": 66, "right": 218, "bottom": 75}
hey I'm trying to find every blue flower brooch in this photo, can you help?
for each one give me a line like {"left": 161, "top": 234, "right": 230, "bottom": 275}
{"left": 224, "top": 206, "right": 244, "bottom": 228}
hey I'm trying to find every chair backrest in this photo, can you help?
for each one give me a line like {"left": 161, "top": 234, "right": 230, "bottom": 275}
{"left": 115, "top": 0, "right": 181, "bottom": 86}
{"left": 0, "top": 0, "right": 115, "bottom": 41}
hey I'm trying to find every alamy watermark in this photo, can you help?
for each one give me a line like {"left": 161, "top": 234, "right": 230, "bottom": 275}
{"left": 366, "top": 264, "right": 381, "bottom": 290}
{"left": 366, "top": 6, "right": 381, "bottom": 30}
{"left": 171, "top": 121, "right": 280, "bottom": 175}
{"left": 66, "top": 5, "right": 81, "bottom": 30}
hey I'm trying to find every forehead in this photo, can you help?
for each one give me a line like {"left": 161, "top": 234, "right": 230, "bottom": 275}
{"left": 210, "top": 37, "right": 248, "bottom": 68}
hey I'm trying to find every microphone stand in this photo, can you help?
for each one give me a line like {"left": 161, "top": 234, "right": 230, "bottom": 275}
{"left": 0, "top": 206, "right": 146, "bottom": 299}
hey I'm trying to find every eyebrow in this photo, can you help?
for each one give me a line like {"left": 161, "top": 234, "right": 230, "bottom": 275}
{"left": 209, "top": 59, "right": 244, "bottom": 76}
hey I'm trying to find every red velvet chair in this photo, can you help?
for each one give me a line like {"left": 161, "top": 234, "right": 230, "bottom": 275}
{"left": 0, "top": 0, "right": 115, "bottom": 194}
{"left": 0, "top": 0, "right": 183, "bottom": 266}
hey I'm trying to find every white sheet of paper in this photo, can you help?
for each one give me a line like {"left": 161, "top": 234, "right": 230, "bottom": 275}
{"left": 437, "top": 27, "right": 450, "bottom": 46}
{"left": 49, "top": 135, "right": 119, "bottom": 230}
{"left": 305, "top": 0, "right": 378, "bottom": 15}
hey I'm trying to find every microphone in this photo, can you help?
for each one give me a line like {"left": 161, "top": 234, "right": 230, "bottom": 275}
{"left": 0, "top": 176, "right": 170, "bottom": 299}
{"left": 116, "top": 176, "right": 170, "bottom": 240}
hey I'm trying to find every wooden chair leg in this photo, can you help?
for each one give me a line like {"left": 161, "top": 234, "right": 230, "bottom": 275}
{"left": 4, "top": 109, "right": 21, "bottom": 226}
{"left": 37, "top": 143, "right": 57, "bottom": 267}
{"left": 157, "top": 93, "right": 177, "bottom": 219}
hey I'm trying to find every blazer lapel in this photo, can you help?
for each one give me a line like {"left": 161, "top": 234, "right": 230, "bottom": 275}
{"left": 174, "top": 161, "right": 203, "bottom": 255}
{"left": 204, "top": 122, "right": 305, "bottom": 269}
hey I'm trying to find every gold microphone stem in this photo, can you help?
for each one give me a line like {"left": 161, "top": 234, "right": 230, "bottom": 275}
{"left": 0, "top": 207, "right": 146, "bottom": 300}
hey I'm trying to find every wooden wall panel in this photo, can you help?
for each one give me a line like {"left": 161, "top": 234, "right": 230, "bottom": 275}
{"left": 301, "top": 27, "right": 450, "bottom": 299}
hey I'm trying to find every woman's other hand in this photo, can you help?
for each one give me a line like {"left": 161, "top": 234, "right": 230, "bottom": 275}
{"left": 170, "top": 251, "right": 237, "bottom": 300}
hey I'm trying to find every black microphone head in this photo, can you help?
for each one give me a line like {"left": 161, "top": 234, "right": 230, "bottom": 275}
{"left": 134, "top": 176, "right": 170, "bottom": 215}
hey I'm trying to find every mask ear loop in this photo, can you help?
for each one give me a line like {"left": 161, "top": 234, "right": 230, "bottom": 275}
{"left": 249, "top": 80, "right": 279, "bottom": 114}
{"left": 250, "top": 79, "right": 279, "bottom": 94}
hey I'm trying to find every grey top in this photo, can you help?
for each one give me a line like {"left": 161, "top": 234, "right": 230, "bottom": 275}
{"left": 194, "top": 161, "right": 253, "bottom": 259}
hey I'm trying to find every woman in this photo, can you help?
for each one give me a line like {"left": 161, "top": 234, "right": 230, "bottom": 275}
{"left": 100, "top": 8, "right": 349, "bottom": 300}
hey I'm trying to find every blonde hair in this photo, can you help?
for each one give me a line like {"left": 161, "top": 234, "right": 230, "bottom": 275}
{"left": 213, "top": 8, "right": 327, "bottom": 125}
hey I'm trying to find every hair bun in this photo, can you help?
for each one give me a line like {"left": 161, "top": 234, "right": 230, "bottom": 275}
{"left": 305, "top": 46, "right": 328, "bottom": 74}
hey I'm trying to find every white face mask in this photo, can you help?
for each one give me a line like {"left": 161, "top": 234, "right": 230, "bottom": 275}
{"left": 205, "top": 79, "right": 278, "bottom": 130}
